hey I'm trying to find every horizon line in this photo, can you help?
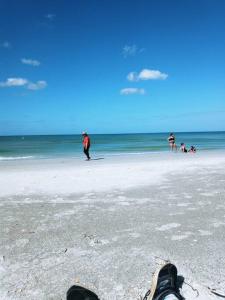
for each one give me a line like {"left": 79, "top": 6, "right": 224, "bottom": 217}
{"left": 1, "top": 130, "right": 225, "bottom": 137}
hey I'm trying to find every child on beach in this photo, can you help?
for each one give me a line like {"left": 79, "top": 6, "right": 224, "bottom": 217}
{"left": 180, "top": 143, "right": 188, "bottom": 153}
{"left": 189, "top": 145, "right": 196, "bottom": 153}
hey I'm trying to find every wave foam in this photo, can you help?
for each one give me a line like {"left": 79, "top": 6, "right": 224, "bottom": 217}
{"left": 0, "top": 156, "right": 34, "bottom": 161}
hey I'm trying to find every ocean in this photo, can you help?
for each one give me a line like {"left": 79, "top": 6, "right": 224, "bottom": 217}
{"left": 0, "top": 132, "right": 224, "bottom": 160}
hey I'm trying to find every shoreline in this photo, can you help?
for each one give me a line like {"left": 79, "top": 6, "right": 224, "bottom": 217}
{"left": 0, "top": 147, "right": 224, "bottom": 161}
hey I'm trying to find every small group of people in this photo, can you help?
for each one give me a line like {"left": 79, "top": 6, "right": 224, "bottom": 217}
{"left": 167, "top": 133, "right": 196, "bottom": 153}
{"left": 180, "top": 143, "right": 196, "bottom": 153}
{"left": 82, "top": 132, "right": 197, "bottom": 161}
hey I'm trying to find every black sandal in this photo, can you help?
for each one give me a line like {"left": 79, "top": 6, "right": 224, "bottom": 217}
{"left": 67, "top": 285, "right": 100, "bottom": 300}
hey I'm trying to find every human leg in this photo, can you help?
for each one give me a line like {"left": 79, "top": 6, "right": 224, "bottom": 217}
{"left": 144, "top": 262, "right": 183, "bottom": 300}
{"left": 83, "top": 147, "right": 90, "bottom": 160}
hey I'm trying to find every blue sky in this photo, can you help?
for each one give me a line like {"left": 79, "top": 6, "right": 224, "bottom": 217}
{"left": 0, "top": 0, "right": 225, "bottom": 135}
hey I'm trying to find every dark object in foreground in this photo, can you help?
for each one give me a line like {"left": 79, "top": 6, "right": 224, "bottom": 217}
{"left": 144, "top": 262, "right": 184, "bottom": 300}
{"left": 66, "top": 262, "right": 184, "bottom": 300}
{"left": 67, "top": 285, "right": 100, "bottom": 300}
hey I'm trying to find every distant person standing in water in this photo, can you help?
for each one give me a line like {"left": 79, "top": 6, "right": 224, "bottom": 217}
{"left": 167, "top": 133, "right": 177, "bottom": 151}
{"left": 82, "top": 132, "right": 91, "bottom": 160}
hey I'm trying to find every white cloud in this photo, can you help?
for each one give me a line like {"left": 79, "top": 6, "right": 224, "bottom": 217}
{"left": 21, "top": 58, "right": 40, "bottom": 66}
{"left": 120, "top": 88, "right": 145, "bottom": 95}
{"left": 127, "top": 69, "right": 168, "bottom": 81}
{"left": 122, "top": 45, "right": 137, "bottom": 58}
{"left": 0, "top": 78, "right": 28, "bottom": 87}
{"left": 27, "top": 81, "right": 47, "bottom": 90}
{"left": 0, "top": 78, "right": 47, "bottom": 90}
{"left": 45, "top": 14, "right": 56, "bottom": 21}
{"left": 122, "top": 45, "right": 146, "bottom": 58}
{"left": 139, "top": 69, "right": 168, "bottom": 80}
{"left": 127, "top": 72, "right": 138, "bottom": 81}
{"left": 1, "top": 41, "right": 11, "bottom": 48}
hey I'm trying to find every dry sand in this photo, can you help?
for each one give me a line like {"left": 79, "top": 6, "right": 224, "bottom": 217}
{"left": 0, "top": 151, "right": 225, "bottom": 299}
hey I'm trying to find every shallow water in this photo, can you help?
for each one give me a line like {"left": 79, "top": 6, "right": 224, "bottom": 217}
{"left": 0, "top": 131, "right": 224, "bottom": 160}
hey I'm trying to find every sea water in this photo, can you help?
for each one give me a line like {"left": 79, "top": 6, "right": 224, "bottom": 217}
{"left": 0, "top": 132, "right": 224, "bottom": 160}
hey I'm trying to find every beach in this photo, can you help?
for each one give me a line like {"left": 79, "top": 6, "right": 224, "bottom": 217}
{"left": 0, "top": 151, "right": 225, "bottom": 299}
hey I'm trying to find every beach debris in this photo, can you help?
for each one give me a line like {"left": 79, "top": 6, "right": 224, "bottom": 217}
{"left": 153, "top": 255, "right": 169, "bottom": 266}
{"left": 15, "top": 287, "right": 23, "bottom": 294}
{"left": 184, "top": 281, "right": 199, "bottom": 297}
{"left": 83, "top": 233, "right": 102, "bottom": 245}
{"left": 207, "top": 287, "right": 225, "bottom": 298}
{"left": 83, "top": 233, "right": 94, "bottom": 239}
{"left": 57, "top": 248, "right": 68, "bottom": 254}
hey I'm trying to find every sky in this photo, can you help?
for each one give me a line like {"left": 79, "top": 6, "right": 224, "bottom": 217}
{"left": 0, "top": 0, "right": 225, "bottom": 135}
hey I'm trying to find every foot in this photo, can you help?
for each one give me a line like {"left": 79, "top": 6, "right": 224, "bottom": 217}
{"left": 144, "top": 262, "right": 183, "bottom": 300}
{"left": 67, "top": 285, "right": 99, "bottom": 300}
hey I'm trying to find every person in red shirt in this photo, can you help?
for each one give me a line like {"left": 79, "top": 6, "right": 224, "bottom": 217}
{"left": 82, "top": 132, "right": 91, "bottom": 160}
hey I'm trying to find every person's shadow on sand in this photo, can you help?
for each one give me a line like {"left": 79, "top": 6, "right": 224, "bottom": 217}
{"left": 90, "top": 158, "right": 104, "bottom": 161}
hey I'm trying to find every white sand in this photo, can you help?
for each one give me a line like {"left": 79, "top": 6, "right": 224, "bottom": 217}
{"left": 0, "top": 151, "right": 225, "bottom": 299}
{"left": 0, "top": 151, "right": 225, "bottom": 197}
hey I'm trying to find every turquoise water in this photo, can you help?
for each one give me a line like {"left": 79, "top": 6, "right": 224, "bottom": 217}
{"left": 0, "top": 132, "right": 224, "bottom": 160}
